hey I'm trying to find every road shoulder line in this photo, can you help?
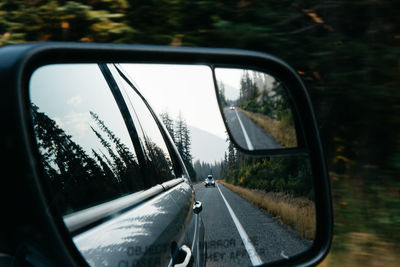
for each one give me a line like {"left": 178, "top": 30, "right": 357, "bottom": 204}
{"left": 234, "top": 109, "right": 254, "bottom": 150}
{"left": 216, "top": 183, "right": 262, "bottom": 266}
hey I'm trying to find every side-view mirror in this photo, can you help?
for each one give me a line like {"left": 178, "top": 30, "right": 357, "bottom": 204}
{"left": 215, "top": 67, "right": 298, "bottom": 151}
{"left": 0, "top": 43, "right": 331, "bottom": 267}
{"left": 193, "top": 201, "right": 203, "bottom": 214}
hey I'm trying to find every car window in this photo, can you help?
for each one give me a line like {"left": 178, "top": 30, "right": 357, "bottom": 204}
{"left": 109, "top": 64, "right": 177, "bottom": 186}
{"left": 29, "top": 64, "right": 145, "bottom": 215}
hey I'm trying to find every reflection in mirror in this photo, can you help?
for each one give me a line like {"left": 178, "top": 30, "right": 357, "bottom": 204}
{"left": 205, "top": 151, "right": 315, "bottom": 265}
{"left": 29, "top": 63, "right": 314, "bottom": 267}
{"left": 30, "top": 64, "right": 145, "bottom": 215}
{"left": 215, "top": 68, "right": 297, "bottom": 151}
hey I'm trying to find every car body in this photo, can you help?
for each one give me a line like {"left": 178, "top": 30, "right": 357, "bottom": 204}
{"left": 204, "top": 176, "right": 216, "bottom": 187}
{"left": 29, "top": 62, "right": 206, "bottom": 266}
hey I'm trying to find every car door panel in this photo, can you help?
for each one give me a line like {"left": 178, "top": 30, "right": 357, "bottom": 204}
{"left": 28, "top": 62, "right": 204, "bottom": 266}
{"left": 72, "top": 179, "right": 194, "bottom": 267}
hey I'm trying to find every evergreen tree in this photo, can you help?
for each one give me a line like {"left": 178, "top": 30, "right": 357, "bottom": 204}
{"left": 161, "top": 112, "right": 197, "bottom": 180}
{"left": 175, "top": 112, "right": 185, "bottom": 157}
{"left": 90, "top": 111, "right": 136, "bottom": 167}
{"left": 92, "top": 149, "right": 115, "bottom": 181}
{"left": 142, "top": 135, "right": 175, "bottom": 185}
{"left": 160, "top": 112, "right": 175, "bottom": 141}
{"left": 193, "top": 160, "right": 222, "bottom": 180}
{"left": 217, "top": 82, "right": 227, "bottom": 106}
{"left": 227, "top": 138, "right": 236, "bottom": 170}
{"left": 90, "top": 125, "right": 125, "bottom": 180}
{"left": 31, "top": 104, "right": 117, "bottom": 213}
{"left": 0, "top": 0, "right": 134, "bottom": 46}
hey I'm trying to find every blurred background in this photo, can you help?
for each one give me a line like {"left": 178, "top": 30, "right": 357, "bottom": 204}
{"left": 1, "top": 0, "right": 399, "bottom": 265}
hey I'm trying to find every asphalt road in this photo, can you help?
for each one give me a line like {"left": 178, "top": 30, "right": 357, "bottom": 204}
{"left": 194, "top": 182, "right": 311, "bottom": 267}
{"left": 223, "top": 108, "right": 281, "bottom": 150}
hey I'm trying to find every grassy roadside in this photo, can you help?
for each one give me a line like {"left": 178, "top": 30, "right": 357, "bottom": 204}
{"left": 219, "top": 180, "right": 315, "bottom": 240}
{"left": 238, "top": 108, "right": 297, "bottom": 148}
{"left": 319, "top": 232, "right": 400, "bottom": 267}
{"left": 319, "top": 171, "right": 400, "bottom": 266}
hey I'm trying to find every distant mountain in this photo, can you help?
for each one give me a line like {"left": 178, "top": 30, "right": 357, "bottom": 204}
{"left": 223, "top": 83, "right": 240, "bottom": 102}
{"left": 189, "top": 125, "right": 228, "bottom": 163}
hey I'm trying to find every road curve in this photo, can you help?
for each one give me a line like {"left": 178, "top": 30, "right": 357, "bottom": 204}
{"left": 194, "top": 182, "right": 311, "bottom": 266}
{"left": 223, "top": 108, "right": 281, "bottom": 150}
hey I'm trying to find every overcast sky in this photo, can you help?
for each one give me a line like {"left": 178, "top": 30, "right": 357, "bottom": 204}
{"left": 214, "top": 67, "right": 243, "bottom": 100}
{"left": 121, "top": 64, "right": 227, "bottom": 138}
{"left": 121, "top": 64, "right": 234, "bottom": 162}
{"left": 30, "top": 63, "right": 240, "bottom": 163}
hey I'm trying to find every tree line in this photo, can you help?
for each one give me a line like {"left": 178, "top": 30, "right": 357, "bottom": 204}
{"left": 2, "top": 0, "right": 397, "bottom": 171}
{"left": 220, "top": 138, "right": 314, "bottom": 200}
{"left": 160, "top": 112, "right": 196, "bottom": 180}
{"left": 237, "top": 70, "right": 292, "bottom": 123}
{"left": 219, "top": 70, "right": 297, "bottom": 147}
{"left": 32, "top": 104, "right": 175, "bottom": 215}
{"left": 160, "top": 112, "right": 223, "bottom": 182}
{"left": 2, "top": 1, "right": 397, "bottom": 173}
{"left": 193, "top": 160, "right": 222, "bottom": 181}
{"left": 3, "top": 0, "right": 400, "bottom": 245}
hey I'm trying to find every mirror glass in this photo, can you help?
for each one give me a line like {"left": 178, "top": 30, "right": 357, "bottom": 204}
{"left": 215, "top": 68, "right": 298, "bottom": 151}
{"left": 29, "top": 63, "right": 314, "bottom": 266}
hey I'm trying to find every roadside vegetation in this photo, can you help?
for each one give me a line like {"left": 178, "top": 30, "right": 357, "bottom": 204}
{"left": 160, "top": 112, "right": 197, "bottom": 180}
{"left": 238, "top": 108, "right": 296, "bottom": 148}
{"left": 221, "top": 141, "right": 314, "bottom": 200}
{"left": 219, "top": 180, "right": 315, "bottom": 240}
{"left": 219, "top": 139, "right": 315, "bottom": 239}
{"left": 218, "top": 70, "right": 297, "bottom": 148}
{"left": 319, "top": 231, "right": 400, "bottom": 267}
{"left": 3, "top": 1, "right": 399, "bottom": 265}
{"left": 193, "top": 160, "right": 222, "bottom": 181}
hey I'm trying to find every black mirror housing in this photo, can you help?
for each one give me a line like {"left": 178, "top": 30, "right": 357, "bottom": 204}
{"left": 0, "top": 42, "right": 332, "bottom": 267}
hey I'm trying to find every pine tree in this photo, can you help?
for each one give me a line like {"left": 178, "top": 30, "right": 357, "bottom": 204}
{"left": 227, "top": 138, "right": 236, "bottom": 170}
{"left": 160, "top": 112, "right": 175, "bottom": 141}
{"left": 92, "top": 149, "right": 115, "bottom": 181}
{"left": 193, "top": 160, "right": 222, "bottom": 180}
{"left": 90, "top": 111, "right": 136, "bottom": 167}
{"left": 31, "top": 104, "right": 111, "bottom": 213}
{"left": 175, "top": 112, "right": 185, "bottom": 158}
{"left": 163, "top": 112, "right": 197, "bottom": 180}
{"left": 142, "top": 136, "right": 174, "bottom": 184}
{"left": 0, "top": 0, "right": 134, "bottom": 46}
{"left": 90, "top": 125, "right": 125, "bottom": 181}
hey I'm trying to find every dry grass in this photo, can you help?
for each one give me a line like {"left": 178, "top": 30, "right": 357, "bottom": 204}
{"left": 219, "top": 180, "right": 315, "bottom": 240}
{"left": 238, "top": 108, "right": 297, "bottom": 147}
{"left": 319, "top": 232, "right": 400, "bottom": 267}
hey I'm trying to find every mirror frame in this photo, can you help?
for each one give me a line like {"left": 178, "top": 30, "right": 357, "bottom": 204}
{"left": 0, "top": 42, "right": 332, "bottom": 267}
{"left": 212, "top": 66, "right": 303, "bottom": 153}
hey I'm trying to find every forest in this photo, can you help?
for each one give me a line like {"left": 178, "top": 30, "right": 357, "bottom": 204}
{"left": 220, "top": 138, "right": 314, "bottom": 200}
{"left": 32, "top": 104, "right": 175, "bottom": 215}
{"left": 193, "top": 160, "right": 221, "bottom": 181}
{"left": 160, "top": 112, "right": 197, "bottom": 180}
{"left": 2, "top": 0, "right": 399, "bottom": 264}
{"left": 218, "top": 69, "right": 297, "bottom": 147}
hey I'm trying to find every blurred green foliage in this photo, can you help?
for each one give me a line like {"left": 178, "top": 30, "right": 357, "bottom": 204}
{"left": 1, "top": 0, "right": 399, "bottom": 264}
{"left": 0, "top": 0, "right": 134, "bottom": 44}
{"left": 222, "top": 154, "right": 314, "bottom": 200}
{"left": 237, "top": 70, "right": 292, "bottom": 122}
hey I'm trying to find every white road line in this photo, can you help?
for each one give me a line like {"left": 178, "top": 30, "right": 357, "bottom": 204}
{"left": 216, "top": 183, "right": 262, "bottom": 266}
{"left": 280, "top": 250, "right": 289, "bottom": 259}
{"left": 191, "top": 214, "right": 198, "bottom": 251}
{"left": 234, "top": 109, "right": 254, "bottom": 150}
